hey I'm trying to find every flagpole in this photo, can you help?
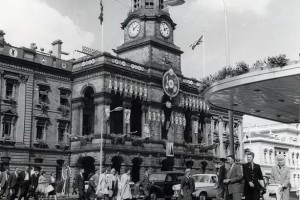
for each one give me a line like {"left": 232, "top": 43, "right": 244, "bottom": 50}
{"left": 101, "top": 1, "right": 104, "bottom": 52}
{"left": 202, "top": 31, "right": 205, "bottom": 77}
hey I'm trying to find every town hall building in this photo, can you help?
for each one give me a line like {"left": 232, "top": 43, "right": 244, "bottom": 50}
{"left": 0, "top": 0, "right": 243, "bottom": 185}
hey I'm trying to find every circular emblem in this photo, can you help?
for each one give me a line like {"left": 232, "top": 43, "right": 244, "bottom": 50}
{"left": 61, "top": 62, "right": 67, "bottom": 69}
{"left": 9, "top": 48, "right": 18, "bottom": 57}
{"left": 163, "top": 69, "right": 180, "bottom": 98}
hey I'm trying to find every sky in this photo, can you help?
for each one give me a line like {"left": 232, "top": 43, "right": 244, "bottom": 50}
{"left": 1, "top": 0, "right": 300, "bottom": 126}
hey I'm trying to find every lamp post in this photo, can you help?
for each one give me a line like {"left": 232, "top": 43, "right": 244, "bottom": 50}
{"left": 97, "top": 106, "right": 123, "bottom": 193}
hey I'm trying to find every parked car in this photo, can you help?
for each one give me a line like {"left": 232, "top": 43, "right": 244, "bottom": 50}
{"left": 172, "top": 174, "right": 218, "bottom": 200}
{"left": 149, "top": 171, "right": 185, "bottom": 200}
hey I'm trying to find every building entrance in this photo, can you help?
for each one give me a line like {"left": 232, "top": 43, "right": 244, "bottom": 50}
{"left": 76, "top": 156, "right": 95, "bottom": 180}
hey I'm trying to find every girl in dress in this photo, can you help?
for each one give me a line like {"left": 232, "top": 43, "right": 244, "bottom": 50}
{"left": 37, "top": 171, "right": 48, "bottom": 200}
{"left": 120, "top": 168, "right": 132, "bottom": 200}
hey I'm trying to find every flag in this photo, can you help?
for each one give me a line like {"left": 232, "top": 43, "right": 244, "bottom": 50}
{"left": 190, "top": 35, "right": 203, "bottom": 50}
{"left": 98, "top": 0, "right": 104, "bottom": 25}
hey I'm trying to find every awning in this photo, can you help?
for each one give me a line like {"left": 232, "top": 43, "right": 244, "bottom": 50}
{"left": 204, "top": 63, "right": 300, "bottom": 123}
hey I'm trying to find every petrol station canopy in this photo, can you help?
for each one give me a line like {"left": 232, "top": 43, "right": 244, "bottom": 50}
{"left": 204, "top": 62, "right": 300, "bottom": 124}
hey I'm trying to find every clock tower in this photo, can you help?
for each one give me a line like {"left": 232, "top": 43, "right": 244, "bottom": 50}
{"left": 115, "top": 0, "right": 183, "bottom": 75}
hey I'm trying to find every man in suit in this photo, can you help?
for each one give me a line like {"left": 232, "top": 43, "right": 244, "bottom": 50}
{"left": 138, "top": 168, "right": 152, "bottom": 200}
{"left": 269, "top": 154, "right": 291, "bottom": 200}
{"left": 8, "top": 167, "right": 20, "bottom": 200}
{"left": 25, "top": 168, "right": 39, "bottom": 200}
{"left": 74, "top": 168, "right": 85, "bottom": 200}
{"left": 223, "top": 155, "right": 243, "bottom": 200}
{"left": 18, "top": 167, "right": 31, "bottom": 200}
{"left": 0, "top": 168, "right": 10, "bottom": 199}
{"left": 242, "top": 152, "right": 264, "bottom": 200}
{"left": 216, "top": 158, "right": 227, "bottom": 200}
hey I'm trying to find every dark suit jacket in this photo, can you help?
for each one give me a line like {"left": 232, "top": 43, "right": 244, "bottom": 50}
{"left": 8, "top": 172, "right": 19, "bottom": 189}
{"left": 31, "top": 173, "right": 39, "bottom": 189}
{"left": 19, "top": 170, "right": 30, "bottom": 184}
{"left": 139, "top": 173, "right": 150, "bottom": 189}
{"left": 243, "top": 162, "right": 263, "bottom": 192}
{"left": 227, "top": 163, "right": 243, "bottom": 194}
{"left": 218, "top": 164, "right": 226, "bottom": 188}
{"left": 74, "top": 173, "right": 85, "bottom": 191}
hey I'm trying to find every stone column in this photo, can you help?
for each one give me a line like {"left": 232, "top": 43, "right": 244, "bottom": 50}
{"left": 71, "top": 101, "right": 84, "bottom": 136}
{"left": 141, "top": 104, "right": 149, "bottom": 138}
{"left": 123, "top": 98, "right": 131, "bottom": 135}
{"left": 94, "top": 95, "right": 111, "bottom": 135}
{"left": 191, "top": 115, "right": 199, "bottom": 144}
{"left": 16, "top": 75, "right": 28, "bottom": 143}
{"left": 218, "top": 116, "right": 225, "bottom": 158}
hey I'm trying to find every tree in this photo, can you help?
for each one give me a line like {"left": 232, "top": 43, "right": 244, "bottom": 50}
{"left": 267, "top": 54, "right": 289, "bottom": 68}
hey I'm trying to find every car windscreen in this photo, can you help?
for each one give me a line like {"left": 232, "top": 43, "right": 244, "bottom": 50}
{"left": 149, "top": 173, "right": 167, "bottom": 181}
{"left": 193, "top": 175, "right": 210, "bottom": 183}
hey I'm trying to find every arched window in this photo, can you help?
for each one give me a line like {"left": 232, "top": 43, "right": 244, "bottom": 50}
{"left": 130, "top": 97, "right": 142, "bottom": 137}
{"left": 110, "top": 92, "right": 123, "bottom": 134}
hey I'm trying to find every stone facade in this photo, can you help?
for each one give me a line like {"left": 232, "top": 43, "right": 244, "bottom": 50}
{"left": 0, "top": 0, "right": 243, "bottom": 189}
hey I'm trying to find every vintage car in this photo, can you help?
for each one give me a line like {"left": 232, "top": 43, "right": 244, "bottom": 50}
{"left": 149, "top": 171, "right": 185, "bottom": 200}
{"left": 172, "top": 174, "right": 218, "bottom": 200}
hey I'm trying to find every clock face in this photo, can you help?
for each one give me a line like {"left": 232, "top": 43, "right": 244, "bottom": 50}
{"left": 160, "top": 22, "right": 171, "bottom": 38}
{"left": 128, "top": 21, "right": 140, "bottom": 38}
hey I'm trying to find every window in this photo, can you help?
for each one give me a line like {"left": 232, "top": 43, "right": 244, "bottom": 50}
{"left": 2, "top": 121, "right": 12, "bottom": 137}
{"left": 159, "top": 0, "right": 164, "bottom": 9}
{"left": 36, "top": 120, "right": 47, "bottom": 140}
{"left": 5, "top": 82, "right": 14, "bottom": 98}
{"left": 60, "top": 91, "right": 70, "bottom": 107}
{"left": 83, "top": 114, "right": 92, "bottom": 135}
{"left": 145, "top": 0, "right": 154, "bottom": 9}
{"left": 39, "top": 87, "right": 48, "bottom": 104}
{"left": 57, "top": 123, "right": 69, "bottom": 142}
{"left": 134, "top": 0, "right": 140, "bottom": 10}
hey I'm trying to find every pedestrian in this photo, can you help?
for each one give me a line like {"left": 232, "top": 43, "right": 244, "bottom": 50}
{"left": 137, "top": 168, "right": 151, "bottom": 200}
{"left": 97, "top": 168, "right": 109, "bottom": 200}
{"left": 74, "top": 168, "right": 85, "bottom": 200}
{"left": 8, "top": 167, "right": 20, "bottom": 200}
{"left": 216, "top": 158, "right": 227, "bottom": 200}
{"left": 37, "top": 171, "right": 48, "bottom": 200}
{"left": 25, "top": 168, "right": 39, "bottom": 200}
{"left": 243, "top": 152, "right": 265, "bottom": 200}
{"left": 107, "top": 168, "right": 119, "bottom": 200}
{"left": 223, "top": 155, "right": 243, "bottom": 200}
{"left": 180, "top": 168, "right": 195, "bottom": 200}
{"left": 47, "top": 172, "right": 57, "bottom": 200}
{"left": 0, "top": 168, "right": 9, "bottom": 199}
{"left": 119, "top": 167, "right": 132, "bottom": 200}
{"left": 269, "top": 154, "right": 291, "bottom": 200}
{"left": 86, "top": 173, "right": 96, "bottom": 200}
{"left": 18, "top": 167, "right": 31, "bottom": 200}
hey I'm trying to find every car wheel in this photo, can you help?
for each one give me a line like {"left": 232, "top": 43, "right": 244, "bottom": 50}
{"left": 150, "top": 193, "right": 157, "bottom": 200}
{"left": 199, "top": 193, "right": 207, "bottom": 200}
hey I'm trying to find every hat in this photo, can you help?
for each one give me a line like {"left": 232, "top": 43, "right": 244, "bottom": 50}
{"left": 220, "top": 158, "right": 227, "bottom": 162}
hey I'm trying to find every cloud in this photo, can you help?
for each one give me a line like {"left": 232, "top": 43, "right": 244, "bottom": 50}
{"left": 0, "top": 0, "right": 95, "bottom": 59}
{"left": 194, "top": 0, "right": 273, "bottom": 16}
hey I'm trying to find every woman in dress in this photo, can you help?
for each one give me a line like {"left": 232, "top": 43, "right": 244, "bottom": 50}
{"left": 119, "top": 168, "right": 132, "bottom": 200}
{"left": 37, "top": 171, "right": 48, "bottom": 200}
{"left": 180, "top": 168, "right": 195, "bottom": 200}
{"left": 48, "top": 172, "right": 57, "bottom": 200}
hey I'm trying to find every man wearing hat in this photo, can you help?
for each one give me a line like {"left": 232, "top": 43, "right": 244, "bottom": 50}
{"left": 270, "top": 154, "right": 291, "bottom": 200}
{"left": 216, "top": 158, "right": 227, "bottom": 200}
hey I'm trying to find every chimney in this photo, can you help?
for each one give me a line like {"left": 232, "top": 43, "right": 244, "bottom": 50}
{"left": 52, "top": 39, "right": 63, "bottom": 59}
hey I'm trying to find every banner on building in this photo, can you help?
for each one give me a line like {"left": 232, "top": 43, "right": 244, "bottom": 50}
{"left": 166, "top": 142, "right": 174, "bottom": 157}
{"left": 125, "top": 109, "right": 131, "bottom": 124}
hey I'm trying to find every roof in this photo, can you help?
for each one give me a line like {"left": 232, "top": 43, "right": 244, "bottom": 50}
{"left": 204, "top": 63, "right": 300, "bottom": 123}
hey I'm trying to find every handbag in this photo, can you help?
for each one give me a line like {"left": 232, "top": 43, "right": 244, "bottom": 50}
{"left": 46, "top": 185, "right": 54, "bottom": 193}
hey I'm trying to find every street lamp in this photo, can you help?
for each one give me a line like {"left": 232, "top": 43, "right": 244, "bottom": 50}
{"left": 97, "top": 106, "right": 123, "bottom": 193}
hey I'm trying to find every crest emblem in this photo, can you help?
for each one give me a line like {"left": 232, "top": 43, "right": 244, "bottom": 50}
{"left": 162, "top": 68, "right": 180, "bottom": 98}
